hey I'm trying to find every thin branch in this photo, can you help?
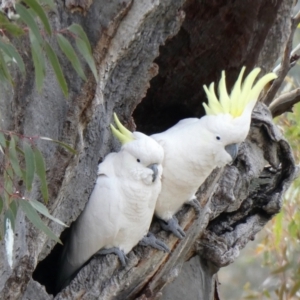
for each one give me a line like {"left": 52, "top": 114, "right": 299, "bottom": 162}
{"left": 269, "top": 88, "right": 300, "bottom": 118}
{"left": 262, "top": 10, "right": 300, "bottom": 106}
{"left": 0, "top": 129, "right": 39, "bottom": 142}
{"left": 273, "top": 43, "right": 300, "bottom": 73}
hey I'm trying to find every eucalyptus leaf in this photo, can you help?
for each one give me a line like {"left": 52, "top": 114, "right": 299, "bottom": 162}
{"left": 23, "top": 0, "right": 52, "bottom": 35}
{"left": 40, "top": 136, "right": 76, "bottom": 154}
{"left": 0, "top": 12, "right": 24, "bottom": 36}
{"left": 0, "top": 38, "right": 26, "bottom": 75}
{"left": 16, "top": 3, "right": 43, "bottom": 44}
{"left": 56, "top": 33, "right": 87, "bottom": 81}
{"left": 45, "top": 42, "right": 68, "bottom": 97}
{"left": 19, "top": 199, "right": 62, "bottom": 244}
{"left": 68, "top": 24, "right": 91, "bottom": 53}
{"left": 0, "top": 51, "right": 13, "bottom": 84}
{"left": 30, "top": 31, "right": 45, "bottom": 92}
{"left": 24, "top": 142, "right": 35, "bottom": 191}
{"left": 75, "top": 38, "right": 98, "bottom": 81}
{"left": 9, "top": 135, "right": 23, "bottom": 177}
{"left": 33, "top": 147, "right": 48, "bottom": 203}
{"left": 9, "top": 200, "right": 18, "bottom": 220}
{"left": 4, "top": 207, "right": 15, "bottom": 232}
{"left": 29, "top": 199, "right": 67, "bottom": 227}
{"left": 4, "top": 166, "right": 13, "bottom": 201}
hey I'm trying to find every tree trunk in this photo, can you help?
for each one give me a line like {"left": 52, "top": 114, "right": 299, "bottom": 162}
{"left": 0, "top": 0, "right": 296, "bottom": 299}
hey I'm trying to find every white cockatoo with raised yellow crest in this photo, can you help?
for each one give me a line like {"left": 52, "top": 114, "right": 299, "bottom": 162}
{"left": 152, "top": 67, "right": 277, "bottom": 238}
{"left": 56, "top": 114, "right": 167, "bottom": 292}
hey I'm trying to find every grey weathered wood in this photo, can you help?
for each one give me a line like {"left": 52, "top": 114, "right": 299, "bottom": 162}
{"left": 160, "top": 256, "right": 217, "bottom": 300}
{"left": 0, "top": 0, "right": 296, "bottom": 299}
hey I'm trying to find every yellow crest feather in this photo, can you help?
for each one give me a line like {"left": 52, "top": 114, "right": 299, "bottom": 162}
{"left": 110, "top": 113, "right": 134, "bottom": 145}
{"left": 203, "top": 67, "right": 277, "bottom": 118}
{"left": 230, "top": 66, "right": 245, "bottom": 117}
{"left": 238, "top": 68, "right": 261, "bottom": 114}
{"left": 203, "top": 83, "right": 224, "bottom": 115}
{"left": 248, "top": 73, "right": 277, "bottom": 103}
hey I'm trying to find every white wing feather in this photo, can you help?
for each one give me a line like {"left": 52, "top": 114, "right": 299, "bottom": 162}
{"left": 57, "top": 170, "right": 122, "bottom": 289}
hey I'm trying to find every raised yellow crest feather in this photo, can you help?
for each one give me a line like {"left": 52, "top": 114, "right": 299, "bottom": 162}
{"left": 110, "top": 113, "right": 134, "bottom": 145}
{"left": 202, "top": 67, "right": 277, "bottom": 117}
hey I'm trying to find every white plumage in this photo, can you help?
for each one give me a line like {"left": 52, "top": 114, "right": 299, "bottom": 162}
{"left": 57, "top": 117, "right": 164, "bottom": 291}
{"left": 152, "top": 115, "right": 237, "bottom": 221}
{"left": 152, "top": 67, "right": 277, "bottom": 238}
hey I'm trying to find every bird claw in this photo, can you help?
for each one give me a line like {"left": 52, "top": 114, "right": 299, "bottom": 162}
{"left": 186, "top": 197, "right": 201, "bottom": 215}
{"left": 96, "top": 247, "right": 128, "bottom": 267}
{"left": 159, "top": 216, "right": 186, "bottom": 239}
{"left": 139, "top": 232, "right": 170, "bottom": 253}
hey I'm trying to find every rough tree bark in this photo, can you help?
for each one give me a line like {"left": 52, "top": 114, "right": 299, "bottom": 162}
{"left": 0, "top": 0, "right": 297, "bottom": 299}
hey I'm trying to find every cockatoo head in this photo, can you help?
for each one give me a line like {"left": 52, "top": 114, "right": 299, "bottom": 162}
{"left": 202, "top": 67, "right": 277, "bottom": 165}
{"left": 110, "top": 113, "right": 164, "bottom": 185}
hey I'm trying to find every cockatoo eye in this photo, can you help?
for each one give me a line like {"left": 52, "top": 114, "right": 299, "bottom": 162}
{"left": 216, "top": 136, "right": 221, "bottom": 140}
{"left": 137, "top": 159, "right": 141, "bottom": 163}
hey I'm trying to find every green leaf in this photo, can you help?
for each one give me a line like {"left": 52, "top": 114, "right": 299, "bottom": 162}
{"left": 9, "top": 135, "right": 23, "bottom": 177}
{"left": 0, "top": 131, "right": 6, "bottom": 147}
{"left": 9, "top": 200, "right": 18, "bottom": 220}
{"left": 67, "top": 24, "right": 98, "bottom": 81}
{"left": 24, "top": 142, "right": 35, "bottom": 191}
{"left": 44, "top": 42, "right": 68, "bottom": 97}
{"left": 0, "top": 12, "right": 24, "bottom": 36}
{"left": 68, "top": 24, "right": 91, "bottom": 53}
{"left": 0, "top": 51, "right": 13, "bottom": 84}
{"left": 16, "top": 146, "right": 25, "bottom": 156}
{"left": 19, "top": 199, "right": 62, "bottom": 244}
{"left": 16, "top": 3, "right": 43, "bottom": 44}
{"left": 29, "top": 199, "right": 67, "bottom": 227}
{"left": 4, "top": 206, "right": 15, "bottom": 232}
{"left": 23, "top": 0, "right": 52, "bottom": 35}
{"left": 75, "top": 38, "right": 98, "bottom": 81}
{"left": 31, "top": 44, "right": 44, "bottom": 91}
{"left": 33, "top": 147, "right": 48, "bottom": 203}
{"left": 0, "top": 38, "right": 26, "bottom": 75}
{"left": 4, "top": 166, "right": 13, "bottom": 202}
{"left": 56, "top": 33, "right": 87, "bottom": 81}
{"left": 30, "top": 31, "right": 45, "bottom": 92}
{"left": 3, "top": 23, "right": 25, "bottom": 36}
{"left": 40, "top": 136, "right": 76, "bottom": 154}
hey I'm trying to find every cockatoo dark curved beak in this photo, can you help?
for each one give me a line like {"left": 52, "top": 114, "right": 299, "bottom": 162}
{"left": 225, "top": 143, "right": 239, "bottom": 161}
{"left": 147, "top": 163, "right": 159, "bottom": 182}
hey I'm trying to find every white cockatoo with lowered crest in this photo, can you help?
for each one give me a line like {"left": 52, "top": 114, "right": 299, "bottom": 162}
{"left": 152, "top": 67, "right": 277, "bottom": 238}
{"left": 56, "top": 114, "right": 167, "bottom": 292}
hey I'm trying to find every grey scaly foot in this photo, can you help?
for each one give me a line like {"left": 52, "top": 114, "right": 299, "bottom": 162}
{"left": 96, "top": 247, "right": 128, "bottom": 267}
{"left": 186, "top": 197, "right": 201, "bottom": 215}
{"left": 159, "top": 216, "right": 186, "bottom": 239}
{"left": 139, "top": 232, "right": 170, "bottom": 253}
